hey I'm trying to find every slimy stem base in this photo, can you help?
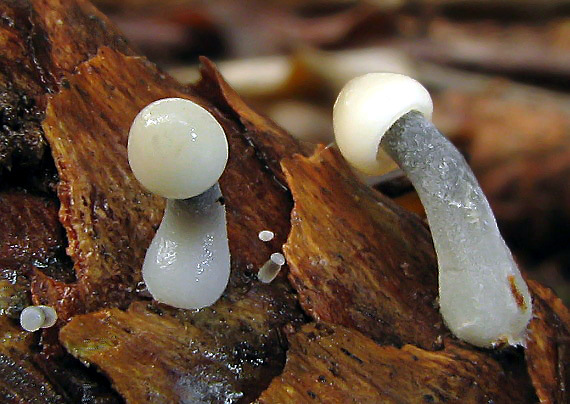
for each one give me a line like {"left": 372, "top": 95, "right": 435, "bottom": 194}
{"left": 381, "top": 111, "right": 531, "bottom": 347}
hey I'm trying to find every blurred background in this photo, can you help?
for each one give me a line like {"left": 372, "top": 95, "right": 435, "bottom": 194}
{"left": 92, "top": 0, "right": 570, "bottom": 303}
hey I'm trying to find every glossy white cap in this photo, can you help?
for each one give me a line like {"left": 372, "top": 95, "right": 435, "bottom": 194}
{"left": 333, "top": 73, "right": 432, "bottom": 175}
{"left": 20, "top": 305, "right": 58, "bottom": 332}
{"left": 128, "top": 98, "right": 228, "bottom": 199}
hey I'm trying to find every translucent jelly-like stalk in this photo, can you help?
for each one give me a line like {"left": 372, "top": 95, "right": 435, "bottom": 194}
{"left": 381, "top": 111, "right": 532, "bottom": 347}
{"left": 142, "top": 184, "right": 230, "bottom": 310}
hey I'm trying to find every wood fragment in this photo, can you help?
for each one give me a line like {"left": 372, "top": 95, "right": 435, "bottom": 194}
{"left": 283, "top": 145, "right": 445, "bottom": 349}
{"left": 0, "top": 316, "right": 66, "bottom": 404}
{"left": 61, "top": 285, "right": 304, "bottom": 403}
{"left": 525, "top": 280, "right": 570, "bottom": 404}
{"left": 257, "top": 322, "right": 535, "bottom": 404}
{"left": 36, "top": 47, "right": 179, "bottom": 319}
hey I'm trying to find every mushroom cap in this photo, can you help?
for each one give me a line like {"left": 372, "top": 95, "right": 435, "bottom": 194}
{"left": 20, "top": 306, "right": 45, "bottom": 332}
{"left": 333, "top": 73, "right": 433, "bottom": 175}
{"left": 20, "top": 305, "right": 58, "bottom": 332}
{"left": 258, "top": 230, "right": 275, "bottom": 242}
{"left": 38, "top": 305, "right": 58, "bottom": 328}
{"left": 128, "top": 98, "right": 229, "bottom": 199}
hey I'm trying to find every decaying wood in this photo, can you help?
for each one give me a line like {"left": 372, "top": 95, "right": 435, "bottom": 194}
{"left": 0, "top": 315, "right": 122, "bottom": 403}
{"left": 0, "top": 191, "right": 67, "bottom": 276}
{"left": 256, "top": 322, "right": 535, "bottom": 403}
{"left": 0, "top": 0, "right": 133, "bottom": 177}
{"left": 61, "top": 289, "right": 303, "bottom": 403}
{"left": 0, "top": 0, "right": 136, "bottom": 324}
{"left": 0, "top": 186, "right": 121, "bottom": 403}
{"left": 0, "top": 0, "right": 569, "bottom": 403}
{"left": 281, "top": 144, "right": 570, "bottom": 402}
{"left": 35, "top": 47, "right": 176, "bottom": 319}
{"left": 35, "top": 40, "right": 307, "bottom": 321}
{"left": 525, "top": 280, "right": 570, "bottom": 404}
{"left": 283, "top": 146, "right": 444, "bottom": 349}
{"left": 0, "top": 0, "right": 305, "bottom": 402}
{"left": 0, "top": 316, "right": 65, "bottom": 403}
{"left": 0, "top": 190, "right": 71, "bottom": 321}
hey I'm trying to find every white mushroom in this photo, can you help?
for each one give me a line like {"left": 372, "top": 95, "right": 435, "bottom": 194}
{"left": 20, "top": 305, "right": 57, "bottom": 332}
{"left": 257, "top": 253, "right": 286, "bottom": 284}
{"left": 258, "top": 230, "right": 275, "bottom": 242}
{"left": 128, "top": 98, "right": 230, "bottom": 310}
{"left": 333, "top": 73, "right": 532, "bottom": 348}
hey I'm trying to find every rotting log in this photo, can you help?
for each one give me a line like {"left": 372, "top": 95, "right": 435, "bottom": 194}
{"left": 0, "top": 0, "right": 568, "bottom": 403}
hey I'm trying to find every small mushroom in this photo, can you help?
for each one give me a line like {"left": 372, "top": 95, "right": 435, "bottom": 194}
{"left": 333, "top": 73, "right": 532, "bottom": 348}
{"left": 20, "top": 305, "right": 57, "bottom": 332}
{"left": 257, "top": 252, "right": 286, "bottom": 284}
{"left": 258, "top": 230, "right": 275, "bottom": 242}
{"left": 128, "top": 97, "right": 230, "bottom": 310}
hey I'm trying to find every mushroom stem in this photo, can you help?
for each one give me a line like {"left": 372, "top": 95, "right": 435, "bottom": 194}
{"left": 381, "top": 110, "right": 531, "bottom": 347}
{"left": 143, "top": 184, "right": 230, "bottom": 310}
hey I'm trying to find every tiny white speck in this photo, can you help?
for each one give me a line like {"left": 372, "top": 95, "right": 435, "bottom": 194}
{"left": 190, "top": 128, "right": 198, "bottom": 142}
{"left": 258, "top": 230, "right": 274, "bottom": 242}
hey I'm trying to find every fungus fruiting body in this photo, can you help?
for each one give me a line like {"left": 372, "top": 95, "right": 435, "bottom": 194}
{"left": 20, "top": 305, "right": 57, "bottom": 332}
{"left": 258, "top": 230, "right": 275, "bottom": 242}
{"left": 333, "top": 73, "right": 532, "bottom": 348}
{"left": 129, "top": 98, "right": 228, "bottom": 200}
{"left": 258, "top": 252, "right": 286, "bottom": 283}
{"left": 335, "top": 73, "right": 432, "bottom": 176}
{"left": 129, "top": 97, "right": 230, "bottom": 310}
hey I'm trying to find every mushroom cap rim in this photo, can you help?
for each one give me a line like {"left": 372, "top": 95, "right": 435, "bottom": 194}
{"left": 333, "top": 72, "right": 433, "bottom": 175}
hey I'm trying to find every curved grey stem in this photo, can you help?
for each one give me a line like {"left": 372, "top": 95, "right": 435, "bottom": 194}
{"left": 381, "top": 111, "right": 531, "bottom": 347}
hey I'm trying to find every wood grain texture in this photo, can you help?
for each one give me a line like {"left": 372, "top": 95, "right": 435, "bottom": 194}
{"left": 257, "top": 322, "right": 534, "bottom": 404}
{"left": 283, "top": 146, "right": 445, "bottom": 349}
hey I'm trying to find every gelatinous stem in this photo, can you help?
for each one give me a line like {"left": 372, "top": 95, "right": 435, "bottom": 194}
{"left": 257, "top": 253, "right": 285, "bottom": 283}
{"left": 142, "top": 184, "right": 230, "bottom": 310}
{"left": 381, "top": 111, "right": 531, "bottom": 347}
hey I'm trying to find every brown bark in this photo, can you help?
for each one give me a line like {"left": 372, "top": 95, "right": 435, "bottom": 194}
{"left": 283, "top": 146, "right": 444, "bottom": 349}
{"left": 257, "top": 322, "right": 534, "bottom": 404}
{"left": 525, "top": 280, "right": 570, "bottom": 404}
